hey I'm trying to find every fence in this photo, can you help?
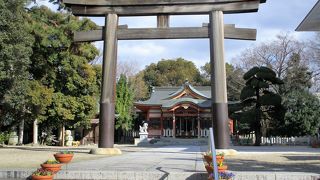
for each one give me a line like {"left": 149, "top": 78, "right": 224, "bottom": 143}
{"left": 237, "top": 134, "right": 312, "bottom": 145}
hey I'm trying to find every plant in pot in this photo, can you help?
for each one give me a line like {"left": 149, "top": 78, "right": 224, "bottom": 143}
{"left": 54, "top": 151, "right": 74, "bottom": 163}
{"left": 41, "top": 159, "right": 62, "bottom": 173}
{"left": 205, "top": 161, "right": 228, "bottom": 174}
{"left": 208, "top": 171, "right": 235, "bottom": 180}
{"left": 203, "top": 151, "right": 225, "bottom": 164}
{"left": 31, "top": 168, "right": 54, "bottom": 180}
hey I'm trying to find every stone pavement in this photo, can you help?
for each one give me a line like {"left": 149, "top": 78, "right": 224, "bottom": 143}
{"left": 67, "top": 145, "right": 205, "bottom": 172}
{"left": 0, "top": 144, "right": 320, "bottom": 179}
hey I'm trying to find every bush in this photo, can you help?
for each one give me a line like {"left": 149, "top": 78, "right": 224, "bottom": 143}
{"left": 0, "top": 132, "right": 10, "bottom": 144}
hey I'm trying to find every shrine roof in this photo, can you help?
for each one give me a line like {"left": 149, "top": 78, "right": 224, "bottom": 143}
{"left": 296, "top": 0, "right": 320, "bottom": 31}
{"left": 135, "top": 82, "right": 214, "bottom": 109}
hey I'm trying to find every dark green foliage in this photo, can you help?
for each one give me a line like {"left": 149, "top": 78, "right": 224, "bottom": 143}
{"left": 142, "top": 58, "right": 202, "bottom": 87}
{"left": 282, "top": 53, "right": 312, "bottom": 93}
{"left": 0, "top": 0, "right": 34, "bottom": 130}
{"left": 201, "top": 63, "right": 245, "bottom": 101}
{"left": 276, "top": 90, "right": 320, "bottom": 137}
{"left": 27, "top": 7, "right": 99, "bottom": 130}
{"left": 239, "top": 66, "right": 283, "bottom": 145}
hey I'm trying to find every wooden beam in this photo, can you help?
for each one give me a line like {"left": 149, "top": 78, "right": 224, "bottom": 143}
{"left": 68, "top": 1, "right": 260, "bottom": 16}
{"left": 62, "top": 0, "right": 266, "bottom": 6}
{"left": 74, "top": 25, "right": 256, "bottom": 42}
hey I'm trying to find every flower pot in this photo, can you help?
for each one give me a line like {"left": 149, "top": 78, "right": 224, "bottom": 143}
{"left": 205, "top": 165, "right": 213, "bottom": 174}
{"left": 54, "top": 153, "right": 74, "bottom": 163}
{"left": 205, "top": 165, "right": 228, "bottom": 174}
{"left": 31, "top": 175, "right": 53, "bottom": 180}
{"left": 218, "top": 165, "right": 228, "bottom": 172}
{"left": 204, "top": 155, "right": 225, "bottom": 164}
{"left": 41, "top": 163, "right": 62, "bottom": 173}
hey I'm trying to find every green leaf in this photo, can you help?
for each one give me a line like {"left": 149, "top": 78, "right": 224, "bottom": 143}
{"left": 240, "top": 86, "right": 255, "bottom": 100}
{"left": 243, "top": 66, "right": 259, "bottom": 80}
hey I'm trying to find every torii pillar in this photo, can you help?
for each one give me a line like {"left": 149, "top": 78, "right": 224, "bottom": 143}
{"left": 210, "top": 11, "right": 229, "bottom": 149}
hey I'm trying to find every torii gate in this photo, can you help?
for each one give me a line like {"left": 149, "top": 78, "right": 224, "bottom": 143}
{"left": 62, "top": 0, "right": 265, "bottom": 153}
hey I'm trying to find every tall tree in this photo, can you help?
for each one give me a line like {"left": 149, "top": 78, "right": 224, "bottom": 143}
{"left": 240, "top": 67, "right": 283, "bottom": 146}
{"left": 115, "top": 74, "right": 134, "bottom": 139}
{"left": 277, "top": 90, "right": 320, "bottom": 137}
{"left": 27, "top": 6, "right": 99, "bottom": 141}
{"left": 129, "top": 72, "right": 149, "bottom": 101}
{"left": 282, "top": 53, "right": 312, "bottom": 93}
{"left": 201, "top": 62, "right": 245, "bottom": 101}
{"left": 142, "top": 58, "right": 202, "bottom": 87}
{"left": 0, "top": 0, "right": 34, "bottom": 143}
{"left": 235, "top": 33, "right": 306, "bottom": 79}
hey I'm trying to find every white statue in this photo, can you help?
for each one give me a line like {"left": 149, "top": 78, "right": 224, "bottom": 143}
{"left": 65, "top": 130, "right": 73, "bottom": 147}
{"left": 139, "top": 122, "right": 148, "bottom": 133}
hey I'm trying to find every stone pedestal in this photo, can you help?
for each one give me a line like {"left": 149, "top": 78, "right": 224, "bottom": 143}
{"left": 90, "top": 148, "right": 122, "bottom": 155}
{"left": 8, "top": 132, "right": 18, "bottom": 145}
{"left": 139, "top": 132, "right": 149, "bottom": 143}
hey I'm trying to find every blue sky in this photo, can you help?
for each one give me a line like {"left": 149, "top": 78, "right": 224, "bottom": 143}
{"left": 37, "top": 0, "right": 318, "bottom": 71}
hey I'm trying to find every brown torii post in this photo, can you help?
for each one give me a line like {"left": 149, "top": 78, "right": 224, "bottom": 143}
{"left": 62, "top": 0, "right": 265, "bottom": 151}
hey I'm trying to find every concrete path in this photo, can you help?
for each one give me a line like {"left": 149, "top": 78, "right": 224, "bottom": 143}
{"left": 67, "top": 145, "right": 205, "bottom": 172}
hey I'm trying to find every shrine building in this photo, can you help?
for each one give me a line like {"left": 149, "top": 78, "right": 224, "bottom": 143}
{"left": 134, "top": 82, "right": 234, "bottom": 138}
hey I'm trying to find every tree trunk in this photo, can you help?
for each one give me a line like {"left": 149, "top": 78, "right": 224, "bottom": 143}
{"left": 18, "top": 119, "right": 24, "bottom": 145}
{"left": 254, "top": 124, "right": 262, "bottom": 146}
{"left": 33, "top": 119, "right": 38, "bottom": 145}
{"left": 255, "top": 87, "right": 262, "bottom": 146}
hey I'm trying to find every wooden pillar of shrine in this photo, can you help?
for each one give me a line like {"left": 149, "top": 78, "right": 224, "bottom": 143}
{"left": 209, "top": 11, "right": 230, "bottom": 149}
{"left": 172, "top": 112, "right": 176, "bottom": 138}
{"left": 99, "top": 13, "right": 119, "bottom": 148}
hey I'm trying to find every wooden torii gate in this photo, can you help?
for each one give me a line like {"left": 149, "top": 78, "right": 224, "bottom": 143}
{"left": 62, "top": 0, "right": 265, "bottom": 152}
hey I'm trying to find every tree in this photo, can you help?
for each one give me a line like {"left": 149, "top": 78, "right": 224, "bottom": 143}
{"left": 200, "top": 62, "right": 245, "bottom": 101}
{"left": 282, "top": 53, "right": 312, "bottom": 93}
{"left": 115, "top": 74, "right": 134, "bottom": 142}
{"left": 129, "top": 72, "right": 149, "bottom": 101}
{"left": 240, "top": 66, "right": 283, "bottom": 146}
{"left": 277, "top": 90, "right": 320, "bottom": 137}
{"left": 27, "top": 6, "right": 99, "bottom": 143}
{"left": 0, "top": 0, "right": 34, "bottom": 143}
{"left": 309, "top": 32, "right": 320, "bottom": 92}
{"left": 142, "top": 58, "right": 202, "bottom": 87}
{"left": 236, "top": 33, "right": 306, "bottom": 79}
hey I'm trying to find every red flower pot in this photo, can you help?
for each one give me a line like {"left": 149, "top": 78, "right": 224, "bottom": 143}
{"left": 205, "top": 165, "right": 228, "bottom": 174}
{"left": 54, "top": 153, "right": 74, "bottom": 163}
{"left": 41, "top": 163, "right": 62, "bottom": 173}
{"left": 31, "top": 175, "right": 53, "bottom": 180}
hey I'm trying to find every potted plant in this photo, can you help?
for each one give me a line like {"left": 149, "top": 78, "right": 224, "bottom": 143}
{"left": 203, "top": 152, "right": 225, "bottom": 164}
{"left": 31, "top": 168, "right": 54, "bottom": 180}
{"left": 208, "top": 172, "right": 235, "bottom": 180}
{"left": 41, "top": 159, "right": 62, "bottom": 173}
{"left": 54, "top": 151, "right": 74, "bottom": 163}
{"left": 205, "top": 162, "right": 228, "bottom": 174}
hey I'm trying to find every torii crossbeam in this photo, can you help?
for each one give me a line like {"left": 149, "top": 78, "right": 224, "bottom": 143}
{"left": 62, "top": 0, "right": 266, "bottom": 152}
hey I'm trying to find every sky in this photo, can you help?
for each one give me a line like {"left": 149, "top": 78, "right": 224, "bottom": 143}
{"left": 37, "top": 0, "right": 318, "bottom": 71}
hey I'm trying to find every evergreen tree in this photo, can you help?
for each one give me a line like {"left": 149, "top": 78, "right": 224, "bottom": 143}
{"left": 240, "top": 66, "right": 283, "bottom": 146}
{"left": 142, "top": 58, "right": 202, "bottom": 87}
{"left": 278, "top": 90, "right": 320, "bottom": 137}
{"left": 282, "top": 53, "right": 312, "bottom": 93}
{"left": 115, "top": 74, "right": 134, "bottom": 141}
{"left": 200, "top": 63, "right": 245, "bottom": 101}
{"left": 27, "top": 6, "right": 99, "bottom": 140}
{"left": 0, "top": 0, "right": 34, "bottom": 143}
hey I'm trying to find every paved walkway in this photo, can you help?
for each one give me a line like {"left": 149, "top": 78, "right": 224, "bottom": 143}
{"left": 67, "top": 145, "right": 205, "bottom": 172}
{"left": 0, "top": 144, "right": 319, "bottom": 179}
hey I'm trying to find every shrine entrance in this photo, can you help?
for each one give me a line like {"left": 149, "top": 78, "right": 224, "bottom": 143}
{"left": 63, "top": 0, "right": 266, "bottom": 150}
{"left": 176, "top": 116, "right": 197, "bottom": 138}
